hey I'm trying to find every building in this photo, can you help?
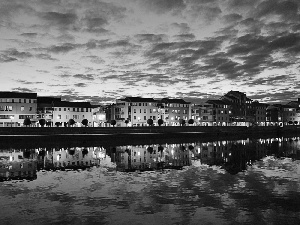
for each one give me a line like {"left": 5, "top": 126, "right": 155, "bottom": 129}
{"left": 52, "top": 101, "right": 94, "bottom": 127}
{"left": 115, "top": 97, "right": 159, "bottom": 126}
{"left": 197, "top": 102, "right": 214, "bottom": 126}
{"left": 92, "top": 105, "right": 107, "bottom": 127}
{"left": 37, "top": 96, "right": 62, "bottom": 126}
{"left": 251, "top": 101, "right": 268, "bottom": 126}
{"left": 206, "top": 99, "right": 231, "bottom": 126}
{"left": 282, "top": 105, "right": 298, "bottom": 126}
{"left": 0, "top": 91, "right": 37, "bottom": 127}
{"left": 221, "top": 91, "right": 253, "bottom": 126}
{"left": 159, "top": 98, "right": 191, "bottom": 126}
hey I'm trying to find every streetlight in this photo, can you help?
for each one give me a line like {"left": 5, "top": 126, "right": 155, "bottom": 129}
{"left": 10, "top": 115, "right": 14, "bottom": 127}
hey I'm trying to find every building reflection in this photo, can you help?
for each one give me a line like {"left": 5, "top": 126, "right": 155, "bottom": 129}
{"left": 36, "top": 147, "right": 105, "bottom": 170}
{"left": 1, "top": 136, "right": 300, "bottom": 181}
{"left": 109, "top": 144, "right": 193, "bottom": 172}
{"left": 0, "top": 149, "right": 37, "bottom": 181}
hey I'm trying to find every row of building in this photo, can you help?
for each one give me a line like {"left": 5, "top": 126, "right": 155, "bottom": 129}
{"left": 0, "top": 91, "right": 300, "bottom": 127}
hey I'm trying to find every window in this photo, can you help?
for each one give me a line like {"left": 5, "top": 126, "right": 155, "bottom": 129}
{"left": 21, "top": 106, "right": 24, "bottom": 111}
{"left": 144, "top": 116, "right": 146, "bottom": 120}
{"left": 73, "top": 108, "right": 75, "bottom": 112}
{"left": 150, "top": 109, "right": 152, "bottom": 113}
{"left": 140, "top": 109, "right": 141, "bottom": 113}
{"left": 29, "top": 107, "right": 32, "bottom": 111}
{"left": 134, "top": 109, "right": 136, "bottom": 113}
{"left": 64, "top": 108, "right": 66, "bottom": 111}
{"left": 144, "top": 109, "right": 146, "bottom": 113}
{"left": 59, "top": 108, "right": 61, "bottom": 111}
{"left": 153, "top": 116, "right": 156, "bottom": 120}
{"left": 58, "top": 115, "right": 61, "bottom": 119}
{"left": 134, "top": 116, "right": 136, "bottom": 120}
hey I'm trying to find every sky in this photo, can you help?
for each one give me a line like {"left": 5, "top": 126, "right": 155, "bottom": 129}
{"left": 0, "top": 0, "right": 299, "bottom": 104}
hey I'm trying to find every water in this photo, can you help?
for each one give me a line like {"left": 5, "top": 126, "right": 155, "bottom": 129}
{"left": 0, "top": 136, "right": 300, "bottom": 225}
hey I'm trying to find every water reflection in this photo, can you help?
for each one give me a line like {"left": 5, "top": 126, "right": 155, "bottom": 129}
{"left": 1, "top": 136, "right": 300, "bottom": 182}
{"left": 0, "top": 136, "right": 300, "bottom": 224}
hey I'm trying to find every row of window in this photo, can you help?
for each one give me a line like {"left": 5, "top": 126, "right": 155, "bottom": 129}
{"left": 133, "top": 116, "right": 157, "bottom": 120}
{"left": 57, "top": 115, "right": 86, "bottom": 120}
{"left": 54, "top": 107, "right": 92, "bottom": 112}
{"left": 0, "top": 99, "right": 36, "bottom": 103}
{"left": 0, "top": 106, "right": 33, "bottom": 111}
{"left": 133, "top": 108, "right": 157, "bottom": 113}
{"left": 0, "top": 115, "right": 35, "bottom": 119}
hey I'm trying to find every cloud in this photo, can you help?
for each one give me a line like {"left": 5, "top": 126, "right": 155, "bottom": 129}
{"left": 15, "top": 79, "right": 43, "bottom": 85}
{"left": 0, "top": 48, "right": 32, "bottom": 62}
{"left": 256, "top": 0, "right": 299, "bottom": 20}
{"left": 74, "top": 83, "right": 87, "bottom": 87}
{"left": 41, "top": 11, "right": 78, "bottom": 28}
{"left": 47, "top": 43, "right": 80, "bottom": 53}
{"left": 20, "top": 32, "right": 38, "bottom": 38}
{"left": 134, "top": 34, "right": 166, "bottom": 43}
{"left": 0, "top": 55, "right": 17, "bottom": 63}
{"left": 73, "top": 74, "right": 95, "bottom": 81}
{"left": 139, "top": 0, "right": 186, "bottom": 14}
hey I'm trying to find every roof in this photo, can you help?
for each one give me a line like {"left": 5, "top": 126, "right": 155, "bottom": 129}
{"left": 37, "top": 97, "right": 61, "bottom": 104}
{"left": 0, "top": 91, "right": 37, "bottom": 99}
{"left": 53, "top": 101, "right": 92, "bottom": 108}
{"left": 160, "top": 98, "right": 190, "bottom": 104}
{"left": 206, "top": 99, "right": 229, "bottom": 105}
{"left": 124, "top": 97, "right": 157, "bottom": 103}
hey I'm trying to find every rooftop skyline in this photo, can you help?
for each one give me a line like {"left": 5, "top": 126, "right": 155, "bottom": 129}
{"left": 1, "top": 0, "right": 299, "bottom": 104}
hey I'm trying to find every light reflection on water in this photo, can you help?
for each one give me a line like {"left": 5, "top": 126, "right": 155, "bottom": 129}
{"left": 0, "top": 136, "right": 300, "bottom": 225}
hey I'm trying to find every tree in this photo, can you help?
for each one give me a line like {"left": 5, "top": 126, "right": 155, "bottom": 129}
{"left": 46, "top": 121, "right": 52, "bottom": 127}
{"left": 125, "top": 120, "right": 129, "bottom": 127}
{"left": 147, "top": 146, "right": 154, "bottom": 154}
{"left": 294, "top": 121, "right": 298, "bottom": 125}
{"left": 188, "top": 119, "right": 194, "bottom": 126}
{"left": 111, "top": 120, "right": 116, "bottom": 127}
{"left": 158, "top": 145, "right": 164, "bottom": 152}
{"left": 82, "top": 119, "right": 89, "bottom": 127}
{"left": 68, "top": 119, "right": 75, "bottom": 127}
{"left": 158, "top": 119, "right": 164, "bottom": 126}
{"left": 188, "top": 145, "right": 194, "bottom": 150}
{"left": 288, "top": 121, "right": 293, "bottom": 125}
{"left": 39, "top": 119, "right": 46, "bottom": 127}
{"left": 179, "top": 119, "right": 186, "bottom": 126}
{"left": 147, "top": 118, "right": 153, "bottom": 126}
{"left": 55, "top": 122, "right": 61, "bottom": 127}
{"left": 23, "top": 118, "right": 31, "bottom": 127}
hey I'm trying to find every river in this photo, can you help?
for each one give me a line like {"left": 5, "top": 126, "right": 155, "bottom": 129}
{"left": 0, "top": 135, "right": 299, "bottom": 225}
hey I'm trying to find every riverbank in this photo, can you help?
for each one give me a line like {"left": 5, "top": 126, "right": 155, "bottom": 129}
{"left": 0, "top": 125, "right": 299, "bottom": 135}
{"left": 0, "top": 125, "right": 299, "bottom": 148}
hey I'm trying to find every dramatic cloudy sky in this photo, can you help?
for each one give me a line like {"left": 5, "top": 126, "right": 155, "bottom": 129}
{"left": 1, "top": 0, "right": 299, "bottom": 104}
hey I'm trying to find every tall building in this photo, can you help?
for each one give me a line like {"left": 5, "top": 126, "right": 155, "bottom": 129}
{"left": 0, "top": 92, "right": 37, "bottom": 127}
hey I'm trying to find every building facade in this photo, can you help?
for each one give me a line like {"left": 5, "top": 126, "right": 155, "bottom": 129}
{"left": 0, "top": 92, "right": 37, "bottom": 127}
{"left": 52, "top": 101, "right": 94, "bottom": 127}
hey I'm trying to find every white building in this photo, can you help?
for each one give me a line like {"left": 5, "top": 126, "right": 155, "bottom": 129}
{"left": 52, "top": 101, "right": 94, "bottom": 127}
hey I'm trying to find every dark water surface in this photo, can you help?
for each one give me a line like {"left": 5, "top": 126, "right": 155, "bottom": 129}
{"left": 0, "top": 136, "right": 300, "bottom": 225}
